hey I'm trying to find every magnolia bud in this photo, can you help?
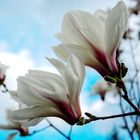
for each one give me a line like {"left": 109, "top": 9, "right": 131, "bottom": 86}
{"left": 77, "top": 117, "right": 85, "bottom": 125}
{"left": 104, "top": 76, "right": 117, "bottom": 83}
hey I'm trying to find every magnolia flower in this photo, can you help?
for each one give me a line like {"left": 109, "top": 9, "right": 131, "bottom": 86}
{"left": 0, "top": 62, "right": 8, "bottom": 84}
{"left": 0, "top": 109, "right": 29, "bottom": 136}
{"left": 53, "top": 1, "right": 128, "bottom": 77}
{"left": 129, "top": 0, "right": 140, "bottom": 15}
{"left": 9, "top": 54, "right": 85, "bottom": 125}
{"left": 92, "top": 80, "right": 116, "bottom": 100}
{"left": 0, "top": 102, "right": 43, "bottom": 140}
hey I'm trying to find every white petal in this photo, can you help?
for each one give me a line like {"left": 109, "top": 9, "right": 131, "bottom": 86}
{"left": 105, "top": 1, "right": 128, "bottom": 72}
{"left": 23, "top": 73, "right": 68, "bottom": 102}
{"left": 52, "top": 45, "right": 69, "bottom": 61}
{"left": 0, "top": 124, "right": 18, "bottom": 130}
{"left": 9, "top": 106, "right": 67, "bottom": 121}
{"left": 53, "top": 44, "right": 94, "bottom": 65}
{"left": 55, "top": 11, "right": 91, "bottom": 49}
{"left": 0, "top": 63, "right": 8, "bottom": 74}
{"left": 28, "top": 70, "right": 61, "bottom": 80}
{"left": 21, "top": 118, "right": 43, "bottom": 128}
{"left": 9, "top": 91, "right": 24, "bottom": 104}
{"left": 64, "top": 53, "right": 85, "bottom": 103}
{"left": 94, "top": 10, "right": 108, "bottom": 23}
{"left": 53, "top": 44, "right": 110, "bottom": 76}
{"left": 68, "top": 10, "right": 105, "bottom": 50}
{"left": 27, "top": 70, "right": 63, "bottom": 86}
{"left": 17, "top": 77, "right": 57, "bottom": 107}
{"left": 46, "top": 58, "right": 65, "bottom": 75}
{"left": 56, "top": 10, "right": 105, "bottom": 50}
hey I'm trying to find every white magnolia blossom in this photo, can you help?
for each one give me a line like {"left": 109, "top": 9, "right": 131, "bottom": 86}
{"left": 0, "top": 109, "right": 29, "bottom": 136}
{"left": 92, "top": 80, "right": 113, "bottom": 94}
{"left": 129, "top": 0, "right": 140, "bottom": 14}
{"left": 92, "top": 80, "right": 117, "bottom": 100}
{"left": 0, "top": 62, "right": 8, "bottom": 82}
{"left": 9, "top": 54, "right": 85, "bottom": 125}
{"left": 53, "top": 1, "right": 128, "bottom": 77}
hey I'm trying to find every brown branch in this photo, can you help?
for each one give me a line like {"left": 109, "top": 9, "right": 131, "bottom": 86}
{"left": 77, "top": 111, "right": 140, "bottom": 126}
{"left": 121, "top": 83, "right": 139, "bottom": 113}
{"left": 46, "top": 119, "right": 72, "bottom": 140}
{"left": 29, "top": 125, "right": 51, "bottom": 136}
{"left": 119, "top": 93, "right": 134, "bottom": 140}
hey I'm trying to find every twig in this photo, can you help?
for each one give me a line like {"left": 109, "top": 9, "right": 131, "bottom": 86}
{"left": 87, "top": 111, "right": 137, "bottom": 121}
{"left": 29, "top": 125, "right": 51, "bottom": 136}
{"left": 121, "top": 83, "right": 139, "bottom": 113}
{"left": 119, "top": 94, "right": 134, "bottom": 140}
{"left": 67, "top": 126, "right": 72, "bottom": 140}
{"left": 77, "top": 111, "right": 139, "bottom": 126}
{"left": 2, "top": 83, "right": 8, "bottom": 92}
{"left": 46, "top": 119, "right": 72, "bottom": 140}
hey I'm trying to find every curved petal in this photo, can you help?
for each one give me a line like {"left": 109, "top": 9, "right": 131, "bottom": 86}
{"left": 27, "top": 70, "right": 63, "bottom": 85}
{"left": 9, "top": 106, "right": 75, "bottom": 124}
{"left": 63, "top": 54, "right": 85, "bottom": 117}
{"left": 94, "top": 10, "right": 108, "bottom": 23}
{"left": 105, "top": 1, "right": 128, "bottom": 73}
{"left": 0, "top": 63, "right": 8, "bottom": 77}
{"left": 55, "top": 11, "right": 91, "bottom": 49}
{"left": 53, "top": 44, "right": 94, "bottom": 65}
{"left": 9, "top": 91, "right": 24, "bottom": 104}
{"left": 21, "top": 118, "right": 43, "bottom": 128}
{"left": 0, "top": 124, "right": 19, "bottom": 130}
{"left": 46, "top": 58, "right": 65, "bottom": 76}
{"left": 69, "top": 10, "right": 105, "bottom": 50}
{"left": 18, "top": 77, "right": 68, "bottom": 106}
{"left": 53, "top": 44, "right": 111, "bottom": 76}
{"left": 27, "top": 71, "right": 65, "bottom": 93}
{"left": 64, "top": 53, "right": 85, "bottom": 102}
{"left": 17, "top": 78, "right": 57, "bottom": 107}
{"left": 56, "top": 10, "right": 105, "bottom": 51}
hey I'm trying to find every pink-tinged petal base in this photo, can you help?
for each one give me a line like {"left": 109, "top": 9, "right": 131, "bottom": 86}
{"left": 48, "top": 97, "right": 81, "bottom": 125}
{"left": 67, "top": 17, "right": 111, "bottom": 76}
{"left": 91, "top": 46, "right": 108, "bottom": 68}
{"left": 87, "top": 62, "right": 110, "bottom": 77}
{"left": 107, "top": 48, "right": 118, "bottom": 75}
{"left": 0, "top": 75, "right": 5, "bottom": 83}
{"left": 18, "top": 128, "right": 29, "bottom": 136}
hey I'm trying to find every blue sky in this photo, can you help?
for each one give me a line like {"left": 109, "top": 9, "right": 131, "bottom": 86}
{"left": 0, "top": 0, "right": 137, "bottom": 140}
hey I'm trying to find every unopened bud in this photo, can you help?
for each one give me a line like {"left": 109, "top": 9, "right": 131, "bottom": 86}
{"left": 104, "top": 76, "right": 117, "bottom": 83}
{"left": 85, "top": 112, "right": 97, "bottom": 119}
{"left": 77, "top": 117, "right": 85, "bottom": 125}
{"left": 85, "top": 112, "right": 93, "bottom": 118}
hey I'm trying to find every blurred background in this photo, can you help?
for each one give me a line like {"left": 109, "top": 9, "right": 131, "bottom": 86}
{"left": 0, "top": 0, "right": 140, "bottom": 139}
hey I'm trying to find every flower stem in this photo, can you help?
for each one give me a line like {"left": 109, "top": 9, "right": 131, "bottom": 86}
{"left": 46, "top": 119, "right": 72, "bottom": 140}
{"left": 78, "top": 111, "right": 139, "bottom": 125}
{"left": 121, "top": 82, "right": 139, "bottom": 113}
{"left": 119, "top": 94, "right": 134, "bottom": 140}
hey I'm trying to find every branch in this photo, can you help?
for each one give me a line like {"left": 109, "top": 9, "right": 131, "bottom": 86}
{"left": 46, "top": 119, "right": 72, "bottom": 140}
{"left": 77, "top": 111, "right": 140, "bottom": 125}
{"left": 121, "top": 83, "right": 139, "bottom": 113}
{"left": 119, "top": 93, "right": 134, "bottom": 140}
{"left": 29, "top": 125, "right": 51, "bottom": 136}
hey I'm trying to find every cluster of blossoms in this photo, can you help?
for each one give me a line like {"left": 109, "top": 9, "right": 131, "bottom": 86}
{"left": 0, "top": 1, "right": 129, "bottom": 136}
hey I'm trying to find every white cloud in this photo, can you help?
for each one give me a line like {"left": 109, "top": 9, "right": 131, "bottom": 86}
{"left": 0, "top": 49, "right": 35, "bottom": 118}
{"left": 0, "top": 50, "right": 34, "bottom": 90}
